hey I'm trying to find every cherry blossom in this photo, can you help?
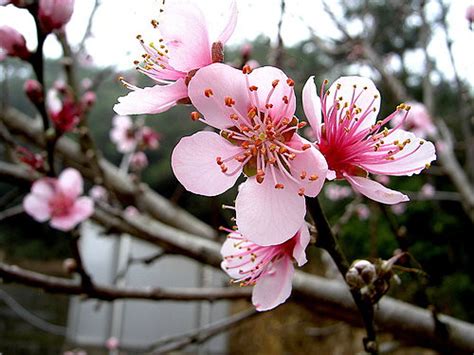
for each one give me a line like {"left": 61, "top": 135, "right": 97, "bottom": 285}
{"left": 0, "top": 25, "right": 30, "bottom": 60}
{"left": 38, "top": 0, "right": 75, "bottom": 33}
{"left": 110, "top": 115, "right": 137, "bottom": 153}
{"left": 303, "top": 76, "right": 436, "bottom": 204}
{"left": 114, "top": 0, "right": 238, "bottom": 116}
{"left": 172, "top": 63, "right": 328, "bottom": 245}
{"left": 390, "top": 101, "right": 436, "bottom": 139}
{"left": 23, "top": 168, "right": 94, "bottom": 231}
{"left": 220, "top": 224, "right": 310, "bottom": 311}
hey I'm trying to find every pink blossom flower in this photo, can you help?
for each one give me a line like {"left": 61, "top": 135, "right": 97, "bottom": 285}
{"left": 324, "top": 184, "right": 353, "bottom": 201}
{"left": 172, "top": 64, "right": 328, "bottom": 245}
{"left": 221, "top": 224, "right": 310, "bottom": 311}
{"left": 24, "top": 79, "right": 44, "bottom": 104}
{"left": 139, "top": 126, "right": 160, "bottom": 150}
{"left": 303, "top": 76, "right": 436, "bottom": 205}
{"left": 23, "top": 168, "right": 94, "bottom": 231}
{"left": 390, "top": 101, "right": 436, "bottom": 139}
{"left": 466, "top": 5, "right": 474, "bottom": 23}
{"left": 110, "top": 115, "right": 137, "bottom": 153}
{"left": 130, "top": 151, "right": 148, "bottom": 171}
{"left": 0, "top": 25, "right": 30, "bottom": 60}
{"left": 38, "top": 0, "right": 75, "bottom": 33}
{"left": 420, "top": 183, "right": 435, "bottom": 198}
{"left": 354, "top": 203, "right": 370, "bottom": 220}
{"left": 89, "top": 185, "right": 107, "bottom": 201}
{"left": 105, "top": 337, "right": 119, "bottom": 350}
{"left": 113, "top": 0, "right": 238, "bottom": 116}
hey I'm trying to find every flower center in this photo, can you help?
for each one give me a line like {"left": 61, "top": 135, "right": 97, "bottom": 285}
{"left": 48, "top": 192, "right": 74, "bottom": 218}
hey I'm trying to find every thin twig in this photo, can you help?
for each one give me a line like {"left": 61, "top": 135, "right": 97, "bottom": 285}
{"left": 147, "top": 308, "right": 259, "bottom": 354}
{"left": 0, "top": 204, "right": 24, "bottom": 222}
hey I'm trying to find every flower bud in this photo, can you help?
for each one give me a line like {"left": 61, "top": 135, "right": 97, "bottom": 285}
{"left": 346, "top": 260, "right": 376, "bottom": 289}
{"left": 24, "top": 79, "right": 44, "bottom": 104}
{"left": 466, "top": 5, "right": 474, "bottom": 23}
{"left": 81, "top": 91, "right": 96, "bottom": 108}
{"left": 130, "top": 151, "right": 148, "bottom": 171}
{"left": 38, "top": 0, "right": 75, "bottom": 33}
{"left": 0, "top": 25, "right": 30, "bottom": 60}
{"left": 63, "top": 258, "right": 77, "bottom": 273}
{"left": 139, "top": 126, "right": 160, "bottom": 150}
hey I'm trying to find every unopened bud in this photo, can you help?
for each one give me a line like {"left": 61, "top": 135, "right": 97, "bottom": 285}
{"left": 24, "top": 79, "right": 44, "bottom": 104}
{"left": 81, "top": 91, "right": 96, "bottom": 108}
{"left": 0, "top": 25, "right": 30, "bottom": 60}
{"left": 346, "top": 259, "right": 376, "bottom": 289}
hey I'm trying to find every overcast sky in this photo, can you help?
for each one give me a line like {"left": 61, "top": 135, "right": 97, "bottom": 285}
{"left": 1, "top": 0, "right": 473, "bottom": 83}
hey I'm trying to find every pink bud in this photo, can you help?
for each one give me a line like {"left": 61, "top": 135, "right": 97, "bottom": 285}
{"left": 124, "top": 206, "right": 139, "bottom": 218}
{"left": 81, "top": 91, "right": 96, "bottom": 108}
{"left": 0, "top": 25, "right": 30, "bottom": 60}
{"left": 140, "top": 126, "right": 160, "bottom": 150}
{"left": 50, "top": 99, "right": 80, "bottom": 133}
{"left": 24, "top": 79, "right": 44, "bottom": 104}
{"left": 466, "top": 5, "right": 474, "bottom": 23}
{"left": 39, "top": 0, "right": 75, "bottom": 33}
{"left": 105, "top": 337, "right": 119, "bottom": 350}
{"left": 130, "top": 151, "right": 148, "bottom": 171}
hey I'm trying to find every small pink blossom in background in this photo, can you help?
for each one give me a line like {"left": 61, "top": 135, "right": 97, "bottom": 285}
{"left": 221, "top": 224, "right": 310, "bottom": 311}
{"left": 110, "top": 115, "right": 137, "bottom": 153}
{"left": 50, "top": 99, "right": 81, "bottom": 133}
{"left": 0, "top": 25, "right": 30, "bottom": 60}
{"left": 324, "top": 184, "right": 353, "bottom": 201}
{"left": 23, "top": 168, "right": 94, "bottom": 231}
{"left": 390, "top": 203, "right": 407, "bottom": 215}
{"left": 354, "top": 204, "right": 370, "bottom": 221}
{"left": 303, "top": 76, "right": 436, "bottom": 205}
{"left": 375, "top": 175, "right": 390, "bottom": 185}
{"left": 105, "top": 336, "right": 119, "bottom": 350}
{"left": 390, "top": 101, "right": 437, "bottom": 139}
{"left": 420, "top": 183, "right": 435, "bottom": 198}
{"left": 38, "top": 0, "right": 75, "bottom": 33}
{"left": 16, "top": 146, "right": 45, "bottom": 172}
{"left": 81, "top": 78, "right": 92, "bottom": 90}
{"left": 130, "top": 151, "right": 149, "bottom": 171}
{"left": 114, "top": 0, "right": 238, "bottom": 116}
{"left": 139, "top": 126, "right": 160, "bottom": 150}
{"left": 124, "top": 205, "right": 139, "bottom": 218}
{"left": 81, "top": 91, "right": 96, "bottom": 108}
{"left": 89, "top": 185, "right": 108, "bottom": 202}
{"left": 24, "top": 79, "right": 44, "bottom": 104}
{"left": 172, "top": 63, "right": 328, "bottom": 246}
{"left": 466, "top": 5, "right": 474, "bottom": 23}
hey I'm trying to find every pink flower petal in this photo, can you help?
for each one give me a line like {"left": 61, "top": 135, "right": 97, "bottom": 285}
{"left": 217, "top": 0, "right": 238, "bottom": 44}
{"left": 171, "top": 131, "right": 243, "bottom": 196}
{"left": 235, "top": 173, "right": 306, "bottom": 246}
{"left": 302, "top": 76, "right": 322, "bottom": 141}
{"left": 327, "top": 76, "right": 380, "bottom": 134}
{"left": 160, "top": 2, "right": 212, "bottom": 72}
{"left": 346, "top": 175, "right": 409, "bottom": 204}
{"left": 360, "top": 130, "right": 436, "bottom": 176}
{"left": 248, "top": 66, "right": 296, "bottom": 124}
{"left": 31, "top": 179, "right": 55, "bottom": 200}
{"left": 113, "top": 79, "right": 188, "bottom": 116}
{"left": 23, "top": 194, "right": 51, "bottom": 222}
{"left": 287, "top": 135, "right": 328, "bottom": 197}
{"left": 188, "top": 63, "right": 248, "bottom": 129}
{"left": 58, "top": 168, "right": 83, "bottom": 199}
{"left": 50, "top": 215, "right": 79, "bottom": 231}
{"left": 220, "top": 234, "right": 265, "bottom": 280}
{"left": 70, "top": 197, "right": 94, "bottom": 225}
{"left": 292, "top": 225, "right": 310, "bottom": 267}
{"left": 252, "top": 256, "right": 294, "bottom": 311}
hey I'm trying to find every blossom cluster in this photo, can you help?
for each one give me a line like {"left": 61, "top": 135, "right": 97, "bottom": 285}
{"left": 9, "top": 0, "right": 437, "bottom": 311}
{"left": 111, "top": 0, "right": 436, "bottom": 310}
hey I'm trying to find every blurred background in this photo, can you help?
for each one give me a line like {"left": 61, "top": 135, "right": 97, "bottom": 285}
{"left": 1, "top": 0, "right": 473, "bottom": 353}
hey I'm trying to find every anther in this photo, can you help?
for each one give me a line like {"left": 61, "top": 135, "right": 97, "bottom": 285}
{"left": 309, "top": 174, "right": 319, "bottom": 181}
{"left": 204, "top": 88, "right": 214, "bottom": 97}
{"left": 275, "top": 183, "right": 284, "bottom": 189}
{"left": 300, "top": 171, "right": 307, "bottom": 179}
{"left": 302, "top": 144, "right": 311, "bottom": 151}
{"left": 286, "top": 78, "right": 295, "bottom": 86}
{"left": 298, "top": 188, "right": 305, "bottom": 196}
{"left": 151, "top": 19, "right": 159, "bottom": 28}
{"left": 190, "top": 111, "right": 201, "bottom": 121}
{"left": 225, "top": 96, "right": 236, "bottom": 107}
{"left": 298, "top": 122, "right": 307, "bottom": 129}
{"left": 242, "top": 65, "right": 252, "bottom": 74}
{"left": 272, "top": 79, "right": 280, "bottom": 88}
{"left": 249, "top": 85, "right": 258, "bottom": 91}
{"left": 216, "top": 157, "right": 223, "bottom": 165}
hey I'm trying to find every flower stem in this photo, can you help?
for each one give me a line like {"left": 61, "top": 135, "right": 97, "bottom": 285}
{"left": 306, "top": 197, "right": 378, "bottom": 354}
